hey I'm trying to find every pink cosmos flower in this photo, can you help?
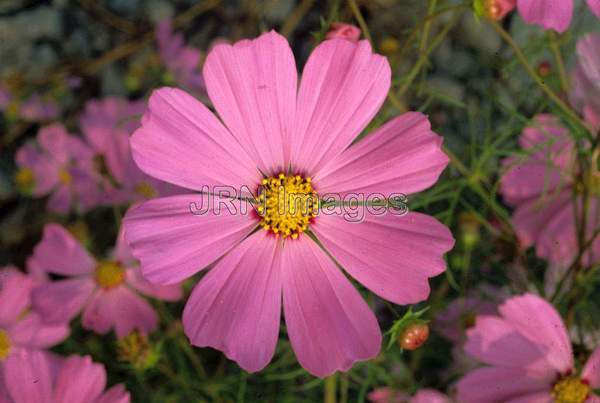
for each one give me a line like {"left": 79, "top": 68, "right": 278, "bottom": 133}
{"left": 516, "top": 0, "right": 600, "bottom": 33}
{"left": 368, "top": 388, "right": 451, "bottom": 403}
{"left": 19, "top": 93, "right": 59, "bottom": 121}
{"left": 500, "top": 114, "right": 600, "bottom": 266}
{"left": 0, "top": 266, "right": 69, "bottom": 363}
{"left": 457, "top": 293, "right": 600, "bottom": 403}
{"left": 79, "top": 97, "right": 177, "bottom": 203}
{"left": 80, "top": 98, "right": 146, "bottom": 148}
{"left": 0, "top": 349, "right": 130, "bottom": 403}
{"left": 156, "top": 20, "right": 204, "bottom": 93}
{"left": 15, "top": 124, "right": 103, "bottom": 214}
{"left": 570, "top": 33, "right": 600, "bottom": 133}
{"left": 326, "top": 23, "right": 361, "bottom": 41}
{"left": 123, "top": 31, "right": 454, "bottom": 377}
{"left": 31, "top": 224, "right": 182, "bottom": 337}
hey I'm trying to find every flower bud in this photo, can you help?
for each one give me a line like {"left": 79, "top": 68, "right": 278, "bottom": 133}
{"left": 399, "top": 322, "right": 429, "bottom": 350}
{"left": 326, "top": 23, "right": 361, "bottom": 42}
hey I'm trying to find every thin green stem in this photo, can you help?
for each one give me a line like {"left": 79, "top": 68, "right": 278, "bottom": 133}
{"left": 324, "top": 374, "right": 337, "bottom": 403}
{"left": 548, "top": 31, "right": 569, "bottom": 91}
{"left": 490, "top": 21, "right": 589, "bottom": 136}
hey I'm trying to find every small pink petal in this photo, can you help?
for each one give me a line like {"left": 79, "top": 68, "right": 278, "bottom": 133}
{"left": 83, "top": 287, "right": 158, "bottom": 337}
{"left": 125, "top": 268, "right": 182, "bottom": 301}
{"left": 8, "top": 313, "right": 69, "bottom": 350}
{"left": 292, "top": 39, "right": 390, "bottom": 175}
{"left": 53, "top": 355, "right": 106, "bottom": 403}
{"left": 32, "top": 277, "right": 95, "bottom": 324}
{"left": 282, "top": 238, "right": 381, "bottom": 377}
{"left": 47, "top": 184, "right": 72, "bottom": 214}
{"left": 203, "top": 30, "right": 297, "bottom": 173}
{"left": 315, "top": 112, "right": 449, "bottom": 196}
{"left": 4, "top": 350, "right": 53, "bottom": 403}
{"left": 411, "top": 389, "right": 451, "bottom": 403}
{"left": 183, "top": 231, "right": 282, "bottom": 373}
{"left": 456, "top": 367, "right": 551, "bottom": 403}
{"left": 123, "top": 194, "right": 256, "bottom": 285}
{"left": 33, "top": 224, "right": 96, "bottom": 276}
{"left": 130, "top": 87, "right": 260, "bottom": 192}
{"left": 15, "top": 143, "right": 59, "bottom": 196}
{"left": 312, "top": 212, "right": 454, "bottom": 305}
{"left": 505, "top": 391, "right": 554, "bottom": 403}
{"left": 583, "top": 345, "right": 600, "bottom": 388}
{"left": 463, "top": 315, "right": 554, "bottom": 377}
{"left": 498, "top": 293, "right": 573, "bottom": 374}
{"left": 93, "top": 384, "right": 131, "bottom": 403}
{"left": 37, "top": 124, "right": 71, "bottom": 165}
{"left": 0, "top": 267, "right": 33, "bottom": 326}
{"left": 517, "top": 0, "right": 573, "bottom": 33}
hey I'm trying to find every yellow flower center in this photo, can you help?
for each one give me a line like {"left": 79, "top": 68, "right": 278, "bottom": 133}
{"left": 15, "top": 168, "right": 35, "bottom": 192}
{"left": 58, "top": 167, "right": 72, "bottom": 185}
{"left": 135, "top": 182, "right": 158, "bottom": 199}
{"left": 552, "top": 377, "right": 590, "bottom": 403}
{"left": 257, "top": 174, "right": 318, "bottom": 239}
{"left": 95, "top": 261, "right": 125, "bottom": 289}
{"left": 0, "top": 329, "right": 12, "bottom": 361}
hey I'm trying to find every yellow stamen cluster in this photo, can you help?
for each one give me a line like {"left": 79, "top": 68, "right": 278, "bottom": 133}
{"left": 58, "top": 167, "right": 72, "bottom": 185}
{"left": 135, "top": 182, "right": 158, "bottom": 199}
{"left": 552, "top": 377, "right": 590, "bottom": 403}
{"left": 117, "top": 330, "right": 154, "bottom": 370}
{"left": 0, "top": 329, "right": 11, "bottom": 361}
{"left": 15, "top": 168, "right": 35, "bottom": 192}
{"left": 95, "top": 261, "right": 125, "bottom": 289}
{"left": 257, "top": 174, "right": 318, "bottom": 239}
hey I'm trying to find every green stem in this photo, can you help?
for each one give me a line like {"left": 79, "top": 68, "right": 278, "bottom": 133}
{"left": 324, "top": 374, "right": 337, "bottom": 403}
{"left": 490, "top": 21, "right": 589, "bottom": 136}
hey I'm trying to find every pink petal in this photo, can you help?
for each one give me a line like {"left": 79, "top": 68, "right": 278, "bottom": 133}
{"left": 203, "top": 30, "right": 296, "bottom": 173}
{"left": 505, "top": 392, "right": 554, "bottom": 403}
{"left": 37, "top": 124, "right": 71, "bottom": 165}
{"left": 53, "top": 355, "right": 106, "bottom": 403}
{"left": 312, "top": 212, "right": 454, "bottom": 305}
{"left": 498, "top": 293, "right": 573, "bottom": 374}
{"left": 32, "top": 278, "right": 95, "bottom": 324}
{"left": 8, "top": 313, "right": 69, "bottom": 349}
{"left": 15, "top": 143, "right": 58, "bottom": 196}
{"left": 411, "top": 389, "right": 451, "bottom": 403}
{"left": 183, "top": 231, "right": 282, "bottom": 373}
{"left": 368, "top": 388, "right": 407, "bottom": 403}
{"left": 517, "top": 0, "right": 573, "bottom": 33}
{"left": 32, "top": 224, "right": 96, "bottom": 276}
{"left": 588, "top": 0, "right": 600, "bottom": 19}
{"left": 281, "top": 238, "right": 381, "bottom": 377}
{"left": 583, "top": 345, "right": 600, "bottom": 388}
{"left": 130, "top": 87, "right": 260, "bottom": 192}
{"left": 0, "top": 268, "right": 33, "bottom": 326}
{"left": 125, "top": 268, "right": 182, "bottom": 301}
{"left": 93, "top": 385, "right": 130, "bottom": 403}
{"left": 113, "top": 225, "right": 136, "bottom": 267}
{"left": 456, "top": 367, "right": 551, "bottom": 403}
{"left": 83, "top": 287, "right": 158, "bottom": 337}
{"left": 4, "top": 350, "right": 53, "bottom": 403}
{"left": 292, "top": 39, "right": 390, "bottom": 175}
{"left": 315, "top": 112, "right": 448, "bottom": 196}
{"left": 47, "top": 184, "right": 72, "bottom": 214}
{"left": 511, "top": 190, "right": 570, "bottom": 249}
{"left": 587, "top": 395, "right": 600, "bottom": 403}
{"left": 123, "top": 194, "right": 256, "bottom": 285}
{"left": 464, "top": 315, "right": 555, "bottom": 378}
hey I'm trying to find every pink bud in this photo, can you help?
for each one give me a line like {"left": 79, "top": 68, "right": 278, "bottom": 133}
{"left": 325, "top": 23, "right": 361, "bottom": 42}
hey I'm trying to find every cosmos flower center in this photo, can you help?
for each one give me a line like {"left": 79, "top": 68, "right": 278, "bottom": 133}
{"left": 15, "top": 168, "right": 35, "bottom": 191}
{"left": 257, "top": 174, "right": 318, "bottom": 239}
{"left": 135, "top": 182, "right": 158, "bottom": 198}
{"left": 95, "top": 261, "right": 125, "bottom": 289}
{"left": 58, "top": 167, "right": 72, "bottom": 185}
{"left": 0, "top": 329, "right": 11, "bottom": 361}
{"left": 552, "top": 377, "right": 590, "bottom": 403}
